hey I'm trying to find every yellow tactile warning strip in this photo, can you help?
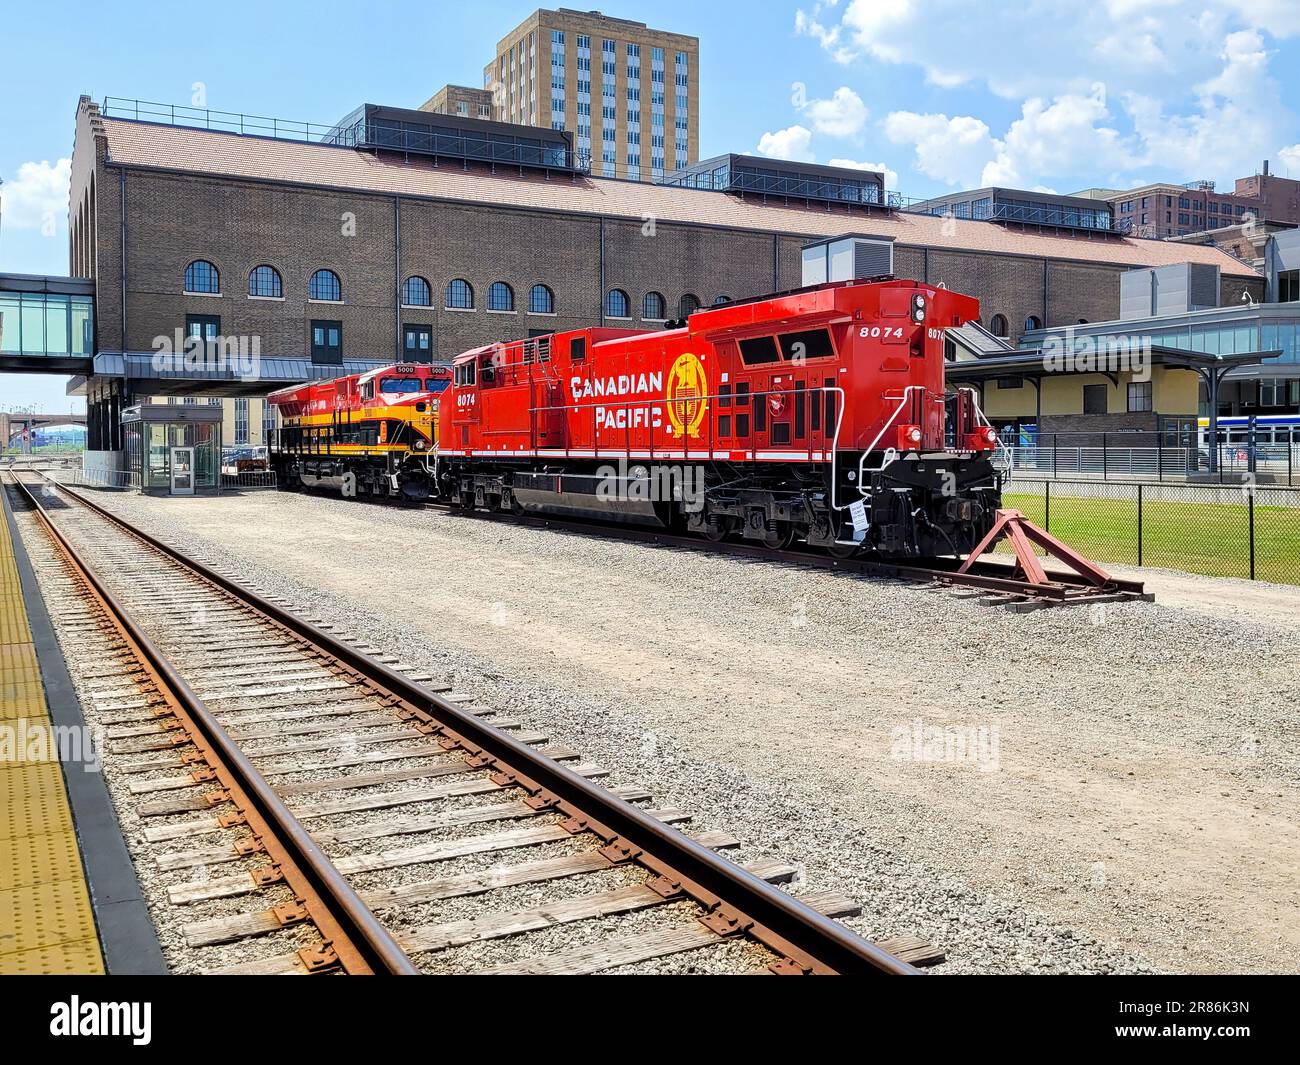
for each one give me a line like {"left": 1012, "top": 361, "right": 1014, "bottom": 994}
{"left": 0, "top": 500, "right": 105, "bottom": 974}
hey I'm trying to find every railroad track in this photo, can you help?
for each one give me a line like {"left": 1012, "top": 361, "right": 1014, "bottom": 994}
{"left": 7, "top": 473, "right": 929, "bottom": 975}
{"left": 416, "top": 500, "right": 1151, "bottom": 612}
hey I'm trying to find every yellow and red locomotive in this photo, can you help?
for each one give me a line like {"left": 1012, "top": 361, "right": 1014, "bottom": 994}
{"left": 268, "top": 364, "right": 449, "bottom": 501}
{"left": 436, "top": 278, "right": 1003, "bottom": 557}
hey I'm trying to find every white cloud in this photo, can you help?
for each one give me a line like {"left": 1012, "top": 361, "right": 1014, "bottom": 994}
{"left": 756, "top": 125, "right": 815, "bottom": 162}
{"left": 798, "top": 0, "right": 1300, "bottom": 189}
{"left": 1123, "top": 30, "right": 1286, "bottom": 180}
{"left": 805, "top": 0, "right": 1293, "bottom": 99}
{"left": 829, "top": 158, "right": 899, "bottom": 187}
{"left": 884, "top": 87, "right": 1136, "bottom": 190}
{"left": 982, "top": 85, "right": 1133, "bottom": 187}
{"left": 801, "top": 86, "right": 868, "bottom": 137}
{"left": 883, "top": 112, "right": 998, "bottom": 186}
{"left": 1, "top": 159, "right": 70, "bottom": 231}
{"left": 1278, "top": 144, "right": 1300, "bottom": 177}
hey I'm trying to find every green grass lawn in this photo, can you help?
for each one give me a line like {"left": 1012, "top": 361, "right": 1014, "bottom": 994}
{"left": 1000, "top": 489, "right": 1300, "bottom": 585}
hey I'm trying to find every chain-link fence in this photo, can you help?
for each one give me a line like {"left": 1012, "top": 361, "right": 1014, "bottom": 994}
{"left": 999, "top": 479, "right": 1300, "bottom": 585}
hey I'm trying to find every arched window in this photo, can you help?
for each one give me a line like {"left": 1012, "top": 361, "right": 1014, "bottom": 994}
{"left": 605, "top": 288, "right": 630, "bottom": 318}
{"left": 642, "top": 291, "right": 666, "bottom": 320}
{"left": 528, "top": 284, "right": 554, "bottom": 314}
{"left": 402, "top": 276, "right": 431, "bottom": 306}
{"left": 679, "top": 293, "right": 700, "bottom": 318}
{"left": 446, "top": 279, "right": 474, "bottom": 309}
{"left": 248, "top": 265, "right": 282, "bottom": 298}
{"left": 713, "top": 295, "right": 731, "bottom": 305}
{"left": 309, "top": 269, "right": 341, "bottom": 302}
{"left": 1077, "top": 318, "right": 1089, "bottom": 325}
{"left": 1025, "top": 314, "right": 1043, "bottom": 331}
{"left": 990, "top": 314, "right": 1008, "bottom": 337}
{"left": 488, "top": 282, "right": 514, "bottom": 312}
{"left": 184, "top": 260, "right": 219, "bottom": 294}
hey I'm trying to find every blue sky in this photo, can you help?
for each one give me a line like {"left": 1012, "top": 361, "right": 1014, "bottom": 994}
{"left": 4, "top": 0, "right": 1300, "bottom": 410}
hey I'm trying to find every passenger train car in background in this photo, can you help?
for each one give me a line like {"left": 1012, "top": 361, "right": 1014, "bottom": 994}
{"left": 268, "top": 364, "right": 449, "bottom": 500}
{"left": 436, "top": 279, "right": 1003, "bottom": 558}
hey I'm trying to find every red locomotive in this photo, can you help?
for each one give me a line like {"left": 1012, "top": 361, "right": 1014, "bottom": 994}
{"left": 436, "top": 278, "right": 1003, "bottom": 557}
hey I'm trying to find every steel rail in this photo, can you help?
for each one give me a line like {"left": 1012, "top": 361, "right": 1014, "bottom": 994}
{"left": 40, "top": 474, "right": 915, "bottom": 975}
{"left": 12, "top": 476, "right": 419, "bottom": 976}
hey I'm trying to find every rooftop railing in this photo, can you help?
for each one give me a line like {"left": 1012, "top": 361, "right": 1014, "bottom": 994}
{"left": 102, "top": 97, "right": 343, "bottom": 142}
{"left": 99, "top": 96, "right": 1134, "bottom": 232}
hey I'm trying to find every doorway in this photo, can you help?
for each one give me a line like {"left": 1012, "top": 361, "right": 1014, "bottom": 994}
{"left": 170, "top": 447, "right": 195, "bottom": 495}
{"left": 402, "top": 324, "right": 433, "bottom": 362}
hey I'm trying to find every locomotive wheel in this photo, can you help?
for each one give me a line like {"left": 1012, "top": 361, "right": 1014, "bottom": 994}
{"left": 761, "top": 523, "right": 796, "bottom": 550}
{"left": 701, "top": 516, "right": 734, "bottom": 542}
{"left": 826, "top": 539, "right": 861, "bottom": 559}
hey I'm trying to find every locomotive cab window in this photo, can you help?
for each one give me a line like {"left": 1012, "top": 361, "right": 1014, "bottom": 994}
{"left": 379, "top": 377, "right": 423, "bottom": 394}
{"left": 425, "top": 378, "right": 450, "bottom": 394}
{"left": 739, "top": 336, "right": 780, "bottom": 365}
{"left": 479, "top": 353, "right": 499, "bottom": 385}
{"left": 778, "top": 329, "right": 834, "bottom": 362}
{"left": 454, "top": 361, "right": 476, "bottom": 387}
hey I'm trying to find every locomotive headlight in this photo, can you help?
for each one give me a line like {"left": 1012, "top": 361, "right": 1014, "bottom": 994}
{"left": 414, "top": 438, "right": 427, "bottom": 451}
{"left": 982, "top": 426, "right": 998, "bottom": 445}
{"left": 911, "top": 293, "right": 927, "bottom": 323}
{"left": 908, "top": 427, "right": 922, "bottom": 444}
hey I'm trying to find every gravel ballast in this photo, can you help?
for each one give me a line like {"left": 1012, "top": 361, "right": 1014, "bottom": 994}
{"left": 65, "top": 487, "right": 1300, "bottom": 975}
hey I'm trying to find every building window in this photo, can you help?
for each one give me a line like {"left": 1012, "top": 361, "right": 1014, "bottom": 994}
{"left": 309, "top": 269, "right": 341, "bottom": 302}
{"left": 488, "top": 282, "right": 514, "bottom": 312}
{"left": 234, "top": 398, "right": 249, "bottom": 445}
{"left": 1083, "top": 383, "right": 1108, "bottom": 415}
{"left": 446, "top": 279, "right": 474, "bottom": 309}
{"left": 605, "top": 288, "right": 630, "bottom": 318}
{"left": 642, "top": 291, "right": 666, "bottom": 319}
{"left": 311, "top": 320, "right": 342, "bottom": 364}
{"left": 184, "top": 260, "right": 220, "bottom": 294}
{"left": 990, "top": 314, "right": 1008, "bottom": 337}
{"left": 679, "top": 293, "right": 700, "bottom": 318}
{"left": 1127, "top": 381, "right": 1153, "bottom": 412}
{"left": 248, "top": 265, "right": 282, "bottom": 298}
{"left": 1279, "top": 270, "right": 1300, "bottom": 303}
{"left": 713, "top": 295, "right": 731, "bottom": 305}
{"left": 528, "top": 284, "right": 554, "bottom": 314}
{"left": 403, "top": 276, "right": 432, "bottom": 306}
{"left": 1024, "top": 315, "right": 1042, "bottom": 331}
{"left": 262, "top": 402, "right": 277, "bottom": 443}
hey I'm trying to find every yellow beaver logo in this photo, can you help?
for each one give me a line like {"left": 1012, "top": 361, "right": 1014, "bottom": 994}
{"left": 665, "top": 352, "right": 708, "bottom": 438}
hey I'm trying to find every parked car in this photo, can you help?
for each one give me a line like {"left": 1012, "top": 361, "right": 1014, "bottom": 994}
{"left": 220, "top": 446, "right": 269, "bottom": 476}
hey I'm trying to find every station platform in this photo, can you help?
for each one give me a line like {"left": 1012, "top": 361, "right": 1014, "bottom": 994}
{"left": 0, "top": 484, "right": 165, "bottom": 974}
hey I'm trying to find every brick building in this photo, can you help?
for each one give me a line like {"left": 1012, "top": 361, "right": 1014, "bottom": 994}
{"left": 1080, "top": 163, "right": 1300, "bottom": 239}
{"left": 419, "top": 85, "right": 494, "bottom": 120}
{"left": 1104, "top": 181, "right": 1266, "bottom": 239}
{"left": 1232, "top": 160, "right": 1300, "bottom": 225}
{"left": 482, "top": 8, "right": 699, "bottom": 180}
{"left": 63, "top": 96, "right": 1262, "bottom": 450}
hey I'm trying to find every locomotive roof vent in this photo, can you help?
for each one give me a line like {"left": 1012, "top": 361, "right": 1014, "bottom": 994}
{"left": 801, "top": 234, "right": 895, "bottom": 287}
